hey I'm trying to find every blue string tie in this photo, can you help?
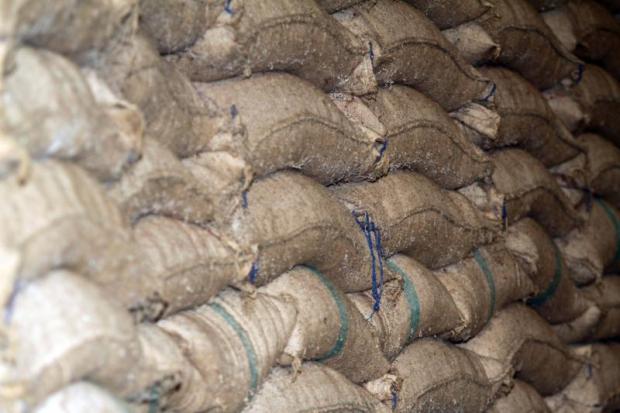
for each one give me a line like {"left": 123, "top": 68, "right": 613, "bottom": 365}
{"left": 353, "top": 211, "right": 384, "bottom": 316}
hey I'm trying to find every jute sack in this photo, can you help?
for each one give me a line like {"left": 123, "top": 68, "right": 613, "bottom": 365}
{"left": 442, "top": 22, "right": 500, "bottom": 65}
{"left": 117, "top": 215, "right": 254, "bottom": 322}
{"left": 334, "top": 0, "right": 495, "bottom": 111}
{"left": 357, "top": 85, "right": 492, "bottom": 189}
{"left": 107, "top": 139, "right": 215, "bottom": 225}
{"left": 461, "top": 149, "right": 582, "bottom": 237}
{"left": 260, "top": 266, "right": 389, "bottom": 383}
{"left": 556, "top": 200, "right": 620, "bottom": 285}
{"left": 436, "top": 242, "right": 536, "bottom": 341}
{"left": 164, "top": 0, "right": 375, "bottom": 95}
{"left": 331, "top": 171, "right": 497, "bottom": 269}
{"left": 1, "top": 47, "right": 142, "bottom": 181}
{"left": 546, "top": 344, "right": 620, "bottom": 413}
{"left": 460, "top": 304, "right": 582, "bottom": 396}
{"left": 401, "top": 0, "right": 491, "bottom": 29}
{"left": 478, "top": 67, "right": 583, "bottom": 167}
{"left": 552, "top": 304, "right": 602, "bottom": 343}
{"left": 157, "top": 289, "right": 296, "bottom": 413}
{"left": 31, "top": 382, "right": 137, "bottom": 413}
{"left": 542, "top": 86, "right": 585, "bottom": 132}
{"left": 243, "top": 363, "right": 390, "bottom": 413}
{"left": 582, "top": 276, "right": 620, "bottom": 340}
{"left": 349, "top": 254, "right": 461, "bottom": 360}
{"left": 476, "top": 0, "right": 583, "bottom": 89}
{"left": 577, "top": 134, "right": 620, "bottom": 208}
{"left": 367, "top": 339, "right": 493, "bottom": 413}
{"left": 505, "top": 218, "right": 590, "bottom": 323}
{"left": 229, "top": 171, "right": 380, "bottom": 291}
{"left": 0, "top": 271, "right": 141, "bottom": 409}
{"left": 572, "top": 64, "right": 620, "bottom": 146}
{"left": 0, "top": 0, "right": 137, "bottom": 62}
{"left": 195, "top": 73, "right": 386, "bottom": 184}
{"left": 89, "top": 33, "right": 233, "bottom": 158}
{"left": 0, "top": 160, "right": 130, "bottom": 291}
{"left": 542, "top": 7, "right": 578, "bottom": 53}
{"left": 317, "top": 0, "right": 366, "bottom": 12}
{"left": 549, "top": 151, "right": 590, "bottom": 213}
{"left": 488, "top": 380, "right": 550, "bottom": 413}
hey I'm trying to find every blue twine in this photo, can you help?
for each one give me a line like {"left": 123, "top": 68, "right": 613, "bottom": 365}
{"left": 242, "top": 191, "right": 248, "bottom": 209}
{"left": 353, "top": 211, "right": 383, "bottom": 314}
{"left": 224, "top": 0, "right": 234, "bottom": 15}
{"left": 482, "top": 82, "right": 496, "bottom": 102}
{"left": 230, "top": 104, "right": 238, "bottom": 118}
{"left": 368, "top": 41, "right": 375, "bottom": 65}
{"left": 248, "top": 260, "right": 259, "bottom": 284}
{"left": 576, "top": 63, "right": 585, "bottom": 84}
{"left": 391, "top": 389, "right": 399, "bottom": 410}
{"left": 4, "top": 280, "right": 24, "bottom": 324}
{"left": 371, "top": 221, "right": 384, "bottom": 312}
{"left": 501, "top": 201, "right": 508, "bottom": 230}
{"left": 377, "top": 139, "right": 388, "bottom": 161}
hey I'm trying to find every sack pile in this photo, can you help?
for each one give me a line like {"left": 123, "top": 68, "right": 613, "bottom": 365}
{"left": 0, "top": 0, "right": 618, "bottom": 412}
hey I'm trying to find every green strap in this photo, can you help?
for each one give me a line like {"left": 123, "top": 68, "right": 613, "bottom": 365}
{"left": 528, "top": 243, "right": 563, "bottom": 307}
{"left": 147, "top": 385, "right": 159, "bottom": 413}
{"left": 209, "top": 302, "right": 259, "bottom": 393}
{"left": 595, "top": 199, "right": 620, "bottom": 266}
{"left": 307, "top": 267, "right": 349, "bottom": 361}
{"left": 386, "top": 259, "right": 420, "bottom": 341}
{"left": 473, "top": 250, "right": 496, "bottom": 322}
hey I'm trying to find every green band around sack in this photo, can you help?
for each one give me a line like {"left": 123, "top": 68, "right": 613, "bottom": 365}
{"left": 528, "top": 244, "right": 563, "bottom": 308}
{"left": 473, "top": 250, "right": 496, "bottom": 322}
{"left": 386, "top": 259, "right": 420, "bottom": 341}
{"left": 307, "top": 267, "right": 349, "bottom": 361}
{"left": 595, "top": 199, "right": 620, "bottom": 266}
{"left": 209, "top": 302, "right": 259, "bottom": 393}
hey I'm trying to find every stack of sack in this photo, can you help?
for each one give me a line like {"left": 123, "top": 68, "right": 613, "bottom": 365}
{"left": 0, "top": 0, "right": 618, "bottom": 412}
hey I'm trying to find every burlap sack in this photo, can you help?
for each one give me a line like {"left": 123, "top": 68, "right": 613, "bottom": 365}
{"left": 243, "top": 363, "right": 390, "bottom": 413}
{"left": 542, "top": 7, "right": 578, "bottom": 52}
{"left": 546, "top": 344, "right": 620, "bottom": 413}
{"left": 332, "top": 171, "right": 497, "bottom": 269}
{"left": 334, "top": 0, "right": 495, "bottom": 111}
{"left": 107, "top": 139, "right": 215, "bottom": 225}
{"left": 552, "top": 304, "right": 602, "bottom": 343}
{"left": 442, "top": 22, "right": 500, "bottom": 65}
{"left": 157, "top": 289, "right": 296, "bottom": 413}
{"left": 577, "top": 134, "right": 620, "bottom": 208}
{"left": 402, "top": 0, "right": 492, "bottom": 29}
{"left": 488, "top": 380, "right": 550, "bottom": 413}
{"left": 476, "top": 0, "right": 583, "bottom": 89}
{"left": 0, "top": 160, "right": 130, "bottom": 290}
{"left": 368, "top": 339, "right": 493, "bottom": 413}
{"left": 582, "top": 276, "right": 620, "bottom": 340}
{"left": 461, "top": 304, "right": 582, "bottom": 396}
{"left": 164, "top": 0, "right": 375, "bottom": 95}
{"left": 0, "top": 271, "right": 141, "bottom": 409}
{"left": 261, "top": 266, "right": 389, "bottom": 383}
{"left": 549, "top": 151, "right": 590, "bottom": 213}
{"left": 479, "top": 67, "right": 582, "bottom": 167}
{"left": 1, "top": 0, "right": 137, "bottom": 62}
{"left": 115, "top": 216, "right": 254, "bottom": 321}
{"left": 1, "top": 47, "right": 142, "bottom": 181}
{"left": 349, "top": 254, "right": 461, "bottom": 359}
{"left": 506, "top": 218, "right": 590, "bottom": 323}
{"left": 31, "top": 382, "right": 136, "bottom": 413}
{"left": 543, "top": 86, "right": 585, "bottom": 132}
{"left": 229, "top": 171, "right": 379, "bottom": 291}
{"left": 195, "top": 73, "right": 385, "bottom": 184}
{"left": 462, "top": 149, "right": 581, "bottom": 237}
{"left": 557, "top": 200, "right": 620, "bottom": 285}
{"left": 436, "top": 242, "right": 536, "bottom": 341}
{"left": 358, "top": 85, "right": 492, "bottom": 189}
{"left": 89, "top": 33, "right": 233, "bottom": 158}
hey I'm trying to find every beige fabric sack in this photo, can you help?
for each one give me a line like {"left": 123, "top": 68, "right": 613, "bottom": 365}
{"left": 442, "top": 22, "right": 500, "bottom": 65}
{"left": 488, "top": 380, "right": 550, "bottom": 413}
{"left": 436, "top": 242, "right": 536, "bottom": 341}
{"left": 332, "top": 171, "right": 497, "bottom": 269}
{"left": 1, "top": 47, "right": 142, "bottom": 181}
{"left": 461, "top": 304, "right": 582, "bottom": 396}
{"left": 578, "top": 134, "right": 620, "bottom": 208}
{"left": 334, "top": 0, "right": 495, "bottom": 111}
{"left": 157, "top": 289, "right": 296, "bottom": 413}
{"left": 402, "top": 0, "right": 492, "bottom": 29}
{"left": 195, "top": 73, "right": 385, "bottom": 184}
{"left": 557, "top": 200, "right": 620, "bottom": 285}
{"left": 582, "top": 276, "right": 620, "bottom": 340}
{"left": 261, "top": 266, "right": 389, "bottom": 383}
{"left": 229, "top": 171, "right": 379, "bottom": 291}
{"left": 552, "top": 304, "right": 602, "bottom": 343}
{"left": 476, "top": 0, "right": 583, "bottom": 89}
{"left": 31, "top": 382, "right": 137, "bottom": 413}
{"left": 243, "top": 363, "right": 390, "bottom": 413}
{"left": 165, "top": 0, "right": 375, "bottom": 95}
{"left": 479, "top": 67, "right": 582, "bottom": 167}
{"left": 506, "top": 218, "right": 590, "bottom": 323}
{"left": 349, "top": 254, "right": 460, "bottom": 359}
{"left": 0, "top": 271, "right": 141, "bottom": 409}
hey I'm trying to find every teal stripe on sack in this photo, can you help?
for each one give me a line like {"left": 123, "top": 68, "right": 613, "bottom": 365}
{"left": 473, "top": 250, "right": 496, "bottom": 322}
{"left": 307, "top": 267, "right": 349, "bottom": 361}
{"left": 528, "top": 244, "right": 563, "bottom": 308}
{"left": 386, "top": 259, "right": 420, "bottom": 341}
{"left": 209, "top": 302, "right": 259, "bottom": 393}
{"left": 596, "top": 199, "right": 620, "bottom": 266}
